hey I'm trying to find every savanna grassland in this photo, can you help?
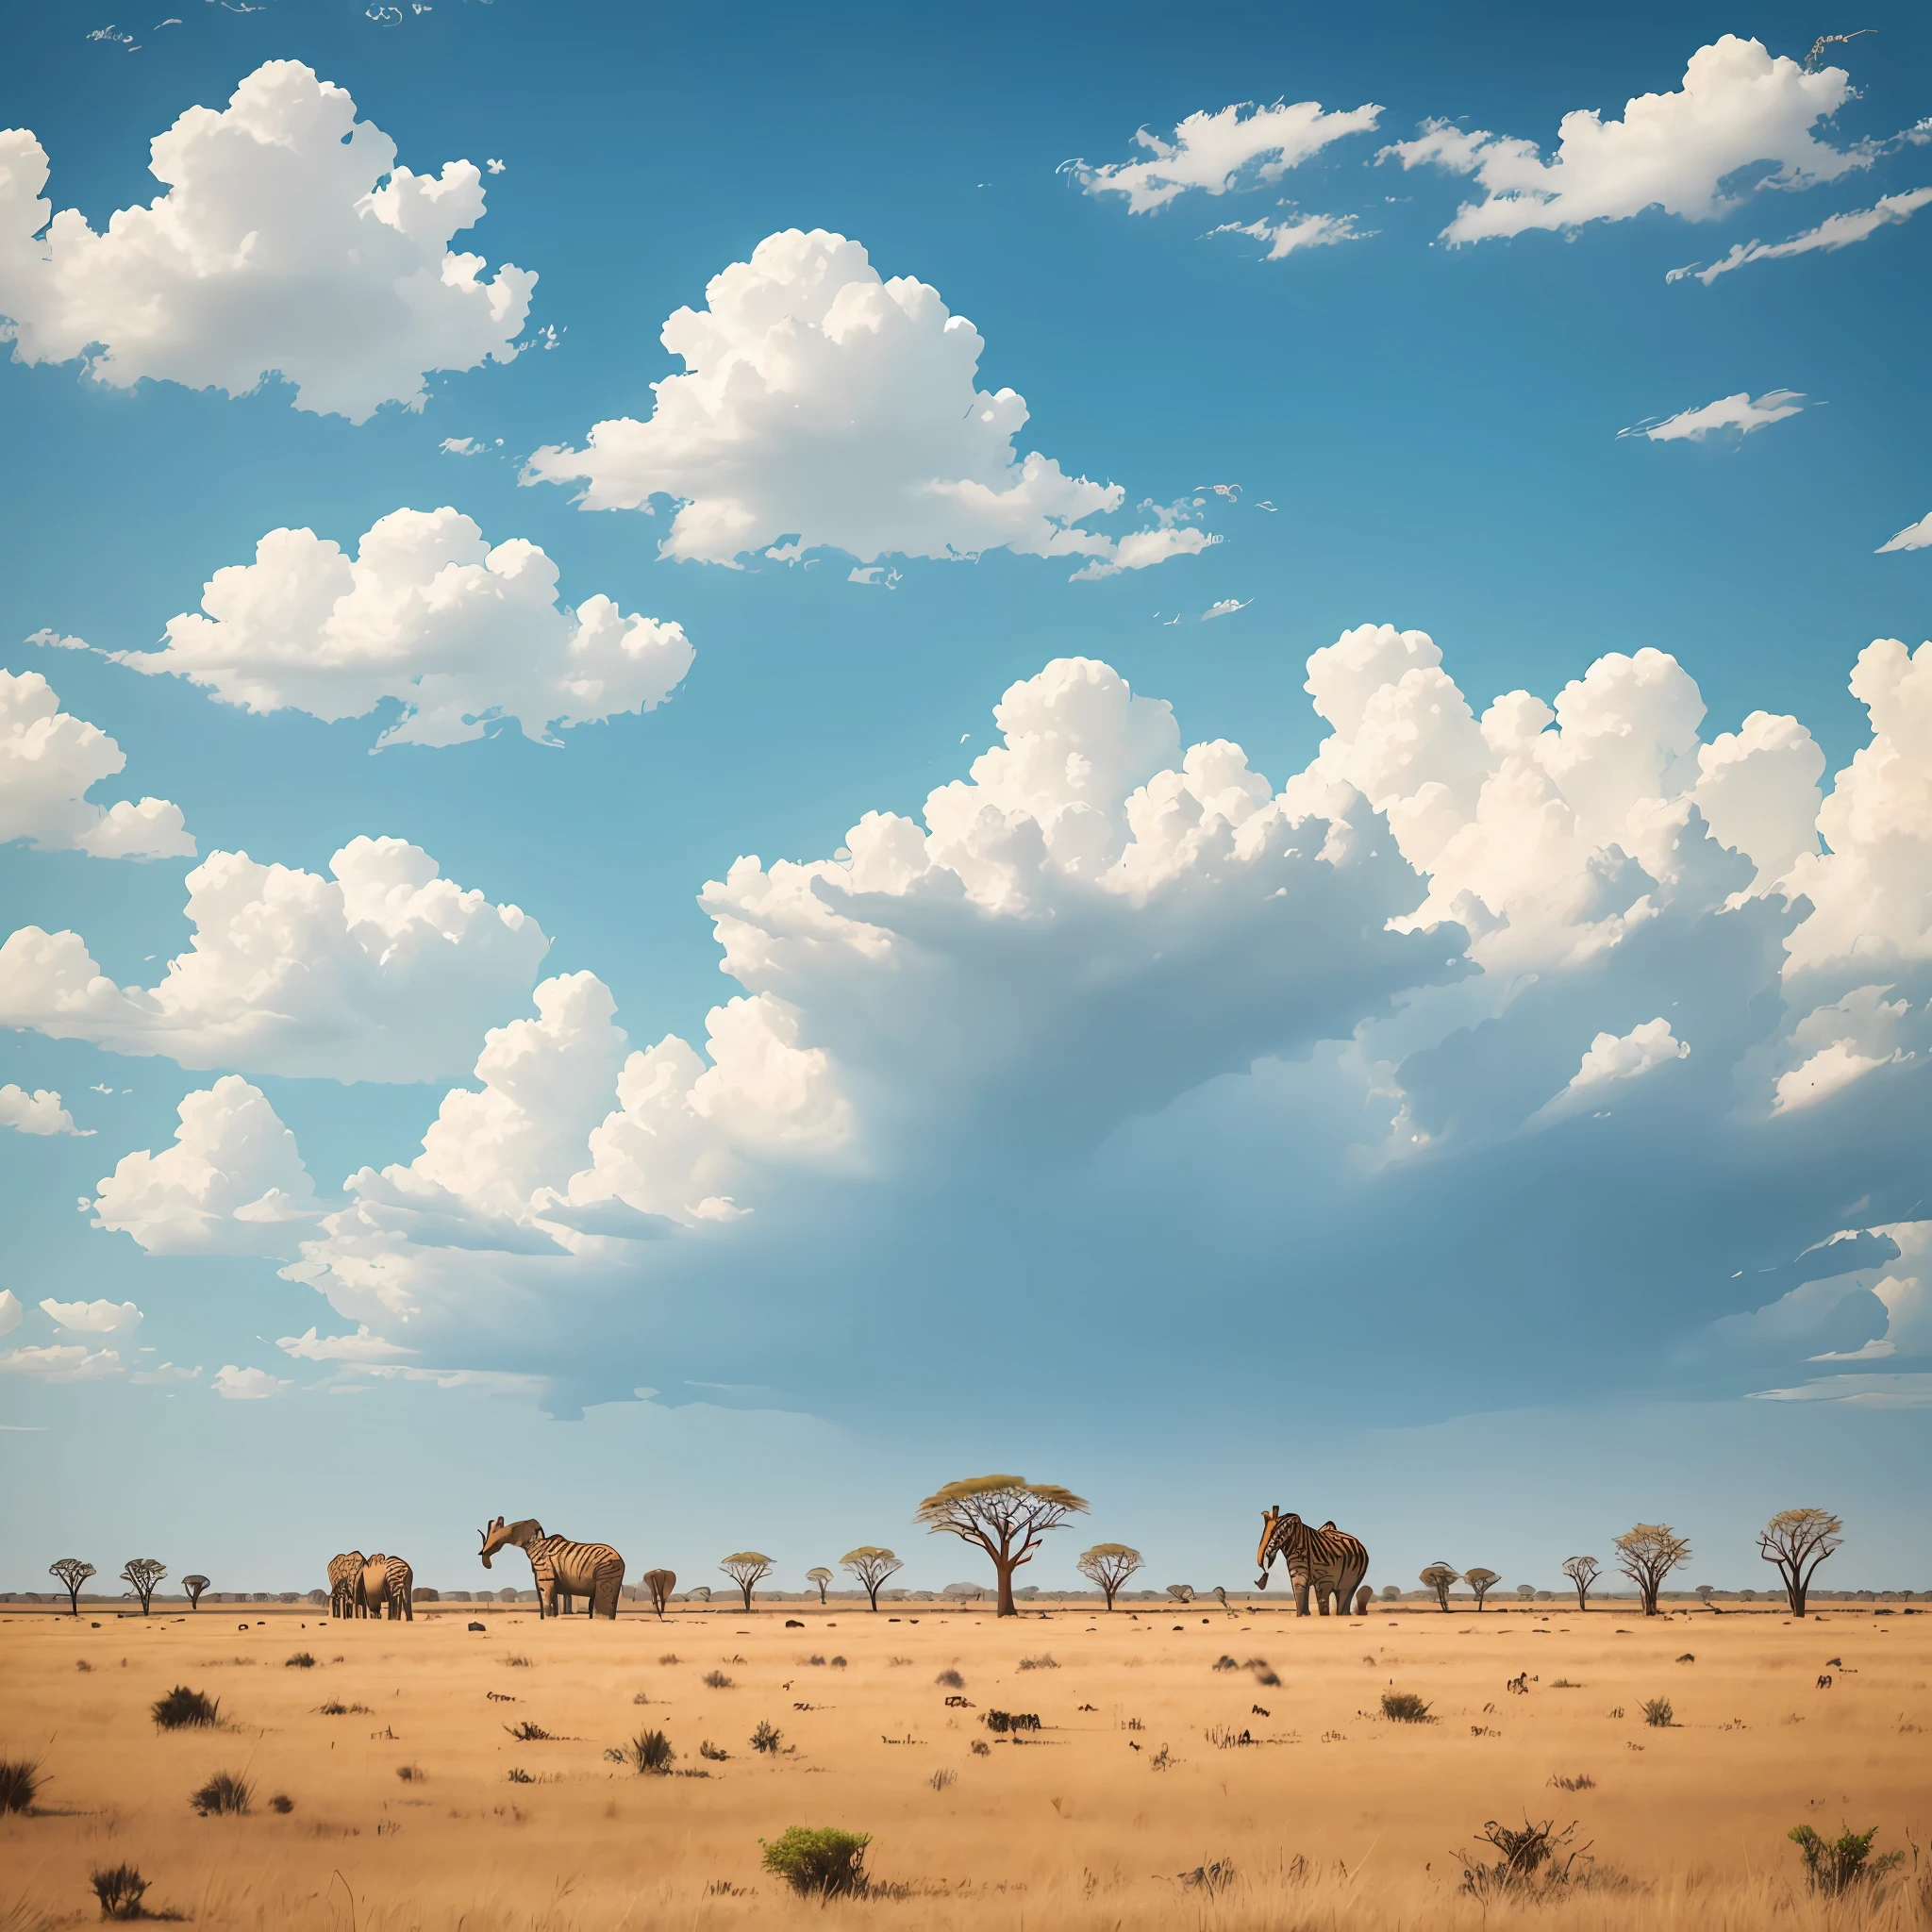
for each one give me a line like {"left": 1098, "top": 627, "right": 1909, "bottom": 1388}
{"left": 4, "top": 1599, "right": 1928, "bottom": 1930}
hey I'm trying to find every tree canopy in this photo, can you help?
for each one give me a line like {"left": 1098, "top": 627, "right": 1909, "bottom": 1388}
{"left": 1076, "top": 1543, "right": 1142, "bottom": 1611}
{"left": 840, "top": 1546, "right": 903, "bottom": 1610}
{"left": 1757, "top": 1507, "right": 1842, "bottom": 1616}
{"left": 915, "top": 1475, "right": 1088, "bottom": 1618}
{"left": 1613, "top": 1524, "right": 1690, "bottom": 1616}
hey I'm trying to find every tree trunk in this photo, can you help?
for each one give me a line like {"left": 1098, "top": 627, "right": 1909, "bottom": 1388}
{"left": 739, "top": 1582, "right": 754, "bottom": 1612}
{"left": 994, "top": 1560, "right": 1018, "bottom": 1617}
{"left": 866, "top": 1583, "right": 879, "bottom": 1610}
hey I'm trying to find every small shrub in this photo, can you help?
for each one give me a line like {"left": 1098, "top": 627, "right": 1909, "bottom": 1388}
{"left": 982, "top": 1710, "right": 1041, "bottom": 1734}
{"left": 929, "top": 1768, "right": 956, "bottom": 1790}
{"left": 504, "top": 1655, "right": 532, "bottom": 1668}
{"left": 1178, "top": 1859, "right": 1237, "bottom": 1895}
{"left": 75, "top": 1658, "right": 92, "bottom": 1673}
{"left": 1675, "top": 1653, "right": 1695, "bottom": 1664}
{"left": 935, "top": 1668, "right": 964, "bottom": 1689}
{"left": 506, "top": 1767, "right": 533, "bottom": 1784}
{"left": 1381, "top": 1692, "right": 1433, "bottom": 1723}
{"left": 759, "top": 1824, "right": 871, "bottom": 1898}
{"left": 699, "top": 1740, "right": 728, "bottom": 1761}
{"left": 189, "top": 1769, "right": 252, "bottom": 1816}
{"left": 1549, "top": 1774, "right": 1596, "bottom": 1790}
{"left": 285, "top": 1652, "right": 316, "bottom": 1669}
{"left": 658, "top": 1653, "right": 679, "bottom": 1665}
{"left": 1457, "top": 1817, "right": 1583, "bottom": 1899}
{"left": 703, "top": 1670, "right": 733, "bottom": 1689}
{"left": 829, "top": 1656, "right": 847, "bottom": 1668}
{"left": 268, "top": 1792, "right": 294, "bottom": 1813}
{"left": 1789, "top": 1824, "right": 1904, "bottom": 1895}
{"left": 970, "top": 1740, "right": 990, "bottom": 1757}
{"left": 395, "top": 1764, "right": 423, "bottom": 1782}
{"left": 152, "top": 1685, "right": 220, "bottom": 1730}
{"left": 1641, "top": 1697, "right": 1674, "bottom": 1728}
{"left": 89, "top": 1862, "right": 149, "bottom": 1920}
{"left": 625, "top": 1728, "right": 675, "bottom": 1774}
{"left": 1212, "top": 1656, "right": 1240, "bottom": 1672}
{"left": 1017, "top": 1654, "right": 1058, "bottom": 1671}
{"left": 750, "top": 1720, "right": 783, "bottom": 1754}
{"left": 1550, "top": 1678, "right": 1582, "bottom": 1689}
{"left": 503, "top": 1722, "right": 551, "bottom": 1741}
{"left": 0, "top": 1756, "right": 41, "bottom": 1814}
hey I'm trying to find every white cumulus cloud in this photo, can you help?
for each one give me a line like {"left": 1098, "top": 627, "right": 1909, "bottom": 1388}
{"left": 525, "top": 229, "right": 1214, "bottom": 580}
{"left": 1, "top": 670, "right": 194, "bottom": 860}
{"left": 212, "top": 1363, "right": 291, "bottom": 1399}
{"left": 1877, "top": 512, "right": 1932, "bottom": 555}
{"left": 1071, "top": 99, "right": 1383, "bottom": 214}
{"left": 41, "top": 1297, "right": 142, "bottom": 1335}
{"left": 1621, "top": 391, "right": 1805, "bottom": 442}
{"left": 0, "top": 60, "right": 535, "bottom": 421}
{"left": 0, "top": 1083, "right": 84, "bottom": 1135}
{"left": 1773, "top": 1039, "right": 1896, "bottom": 1113}
{"left": 1670, "top": 185, "right": 1932, "bottom": 284}
{"left": 0, "top": 836, "right": 548, "bottom": 1082}
{"left": 276, "top": 1324, "right": 415, "bottom": 1361}
{"left": 1381, "top": 37, "right": 1869, "bottom": 244}
{"left": 1569, "top": 1017, "right": 1690, "bottom": 1091}
{"left": 0, "top": 1344, "right": 124, "bottom": 1381}
{"left": 119, "top": 507, "right": 693, "bottom": 748}
{"left": 90, "top": 1075, "right": 323, "bottom": 1256}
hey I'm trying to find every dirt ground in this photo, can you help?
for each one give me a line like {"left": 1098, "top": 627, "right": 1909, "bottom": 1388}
{"left": 4, "top": 1598, "right": 1928, "bottom": 1930}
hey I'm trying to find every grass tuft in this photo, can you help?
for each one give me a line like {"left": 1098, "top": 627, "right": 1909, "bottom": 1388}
{"left": 503, "top": 1722, "right": 551, "bottom": 1741}
{"left": 1381, "top": 1691, "right": 1433, "bottom": 1724}
{"left": 1017, "top": 1654, "right": 1058, "bottom": 1671}
{"left": 624, "top": 1728, "right": 675, "bottom": 1774}
{"left": 189, "top": 1770, "right": 251, "bottom": 1816}
{"left": 89, "top": 1863, "right": 149, "bottom": 1920}
{"left": 0, "top": 1756, "right": 41, "bottom": 1815}
{"left": 151, "top": 1686, "right": 219, "bottom": 1730}
{"left": 1641, "top": 1696, "right": 1674, "bottom": 1728}
{"left": 750, "top": 1720, "right": 783, "bottom": 1754}
{"left": 703, "top": 1670, "right": 733, "bottom": 1689}
{"left": 284, "top": 1653, "right": 316, "bottom": 1669}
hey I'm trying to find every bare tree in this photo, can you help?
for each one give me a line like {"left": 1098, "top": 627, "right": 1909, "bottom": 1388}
{"left": 1075, "top": 1544, "right": 1142, "bottom": 1610}
{"left": 49, "top": 1557, "right": 93, "bottom": 1616}
{"left": 840, "top": 1547, "right": 903, "bottom": 1610}
{"left": 1560, "top": 1555, "right": 1600, "bottom": 1610}
{"left": 120, "top": 1557, "right": 167, "bottom": 1615}
{"left": 806, "top": 1567, "right": 832, "bottom": 1605}
{"left": 1419, "top": 1563, "right": 1459, "bottom": 1610}
{"left": 182, "top": 1574, "right": 210, "bottom": 1610}
{"left": 1758, "top": 1508, "right": 1842, "bottom": 1617}
{"left": 1464, "top": 1567, "right": 1500, "bottom": 1610}
{"left": 1166, "top": 1583, "right": 1195, "bottom": 1605}
{"left": 1613, "top": 1524, "right": 1690, "bottom": 1617}
{"left": 641, "top": 1568, "right": 676, "bottom": 1618}
{"left": 915, "top": 1475, "right": 1088, "bottom": 1618}
{"left": 719, "top": 1553, "right": 773, "bottom": 1612}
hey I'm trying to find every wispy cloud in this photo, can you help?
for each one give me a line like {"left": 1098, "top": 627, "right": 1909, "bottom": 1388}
{"left": 1876, "top": 510, "right": 1932, "bottom": 554}
{"left": 1668, "top": 186, "right": 1932, "bottom": 285}
{"left": 1620, "top": 390, "right": 1806, "bottom": 442}
{"left": 1207, "top": 211, "right": 1368, "bottom": 259}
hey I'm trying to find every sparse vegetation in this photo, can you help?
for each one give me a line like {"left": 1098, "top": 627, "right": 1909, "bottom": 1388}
{"left": 1641, "top": 1697, "right": 1675, "bottom": 1727}
{"left": 1381, "top": 1692, "right": 1434, "bottom": 1723}
{"left": 0, "top": 1756, "right": 42, "bottom": 1814}
{"left": 1457, "top": 1817, "right": 1585, "bottom": 1899}
{"left": 841, "top": 1548, "right": 904, "bottom": 1611}
{"left": 152, "top": 1685, "right": 220, "bottom": 1730}
{"left": 699, "top": 1740, "right": 728, "bottom": 1761}
{"left": 1076, "top": 1542, "right": 1143, "bottom": 1610}
{"left": 929, "top": 1768, "right": 956, "bottom": 1790}
{"left": 284, "top": 1652, "right": 316, "bottom": 1669}
{"left": 189, "top": 1770, "right": 252, "bottom": 1816}
{"left": 89, "top": 1863, "right": 149, "bottom": 1919}
{"left": 759, "top": 1824, "right": 871, "bottom": 1897}
{"left": 750, "top": 1720, "right": 783, "bottom": 1754}
{"left": 504, "top": 1721, "right": 551, "bottom": 1741}
{"left": 504, "top": 1655, "right": 532, "bottom": 1667}
{"left": 268, "top": 1792, "right": 294, "bottom": 1813}
{"left": 982, "top": 1709, "right": 1041, "bottom": 1733}
{"left": 624, "top": 1728, "right": 675, "bottom": 1774}
{"left": 1549, "top": 1773, "right": 1596, "bottom": 1790}
{"left": 1789, "top": 1824, "right": 1903, "bottom": 1895}
{"left": 1017, "top": 1654, "right": 1058, "bottom": 1670}
{"left": 1614, "top": 1524, "right": 1691, "bottom": 1617}
{"left": 395, "top": 1764, "right": 423, "bottom": 1782}
{"left": 506, "top": 1767, "right": 533, "bottom": 1784}
{"left": 936, "top": 1668, "right": 964, "bottom": 1688}
{"left": 970, "top": 1740, "right": 990, "bottom": 1757}
{"left": 703, "top": 1669, "right": 733, "bottom": 1689}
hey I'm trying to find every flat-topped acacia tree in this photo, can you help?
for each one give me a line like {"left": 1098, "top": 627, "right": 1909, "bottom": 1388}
{"left": 1464, "top": 1567, "right": 1500, "bottom": 1610}
{"left": 120, "top": 1558, "right": 166, "bottom": 1615}
{"left": 719, "top": 1553, "right": 774, "bottom": 1612}
{"left": 182, "top": 1574, "right": 210, "bottom": 1609}
{"left": 1561, "top": 1555, "right": 1600, "bottom": 1610}
{"left": 50, "top": 1557, "right": 94, "bottom": 1616}
{"left": 915, "top": 1475, "right": 1088, "bottom": 1618}
{"left": 840, "top": 1547, "right": 902, "bottom": 1610}
{"left": 1076, "top": 1543, "right": 1142, "bottom": 1610}
{"left": 1419, "top": 1563, "right": 1459, "bottom": 1611}
{"left": 806, "top": 1567, "right": 832, "bottom": 1605}
{"left": 1758, "top": 1508, "right": 1842, "bottom": 1616}
{"left": 1614, "top": 1524, "right": 1690, "bottom": 1617}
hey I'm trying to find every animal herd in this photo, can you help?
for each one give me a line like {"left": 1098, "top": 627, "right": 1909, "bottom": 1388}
{"left": 326, "top": 1550, "right": 415, "bottom": 1621}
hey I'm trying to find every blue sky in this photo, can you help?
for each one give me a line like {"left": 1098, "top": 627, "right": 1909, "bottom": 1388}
{"left": 3, "top": 0, "right": 1929, "bottom": 1597}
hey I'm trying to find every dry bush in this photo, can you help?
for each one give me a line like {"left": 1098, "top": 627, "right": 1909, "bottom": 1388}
{"left": 151, "top": 1686, "right": 219, "bottom": 1730}
{"left": 268, "top": 1793, "right": 293, "bottom": 1813}
{"left": 703, "top": 1670, "right": 733, "bottom": 1689}
{"left": 624, "top": 1728, "right": 675, "bottom": 1774}
{"left": 88, "top": 1863, "right": 148, "bottom": 1920}
{"left": 1018, "top": 1655, "right": 1058, "bottom": 1671}
{"left": 750, "top": 1721, "right": 783, "bottom": 1754}
{"left": 284, "top": 1653, "right": 316, "bottom": 1669}
{"left": 1457, "top": 1817, "right": 1585, "bottom": 1900}
{"left": 1789, "top": 1825, "right": 1904, "bottom": 1895}
{"left": 189, "top": 1770, "right": 252, "bottom": 1816}
{"left": 1382, "top": 1692, "right": 1433, "bottom": 1723}
{"left": 935, "top": 1669, "right": 964, "bottom": 1688}
{"left": 1641, "top": 1697, "right": 1675, "bottom": 1728}
{"left": 1550, "top": 1774, "right": 1597, "bottom": 1790}
{"left": 0, "top": 1756, "right": 42, "bottom": 1814}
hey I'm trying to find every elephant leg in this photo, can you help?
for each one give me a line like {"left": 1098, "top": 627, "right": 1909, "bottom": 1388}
{"left": 1293, "top": 1574, "right": 1311, "bottom": 1617}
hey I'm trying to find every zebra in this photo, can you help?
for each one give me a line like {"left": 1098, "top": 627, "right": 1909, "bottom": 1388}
{"left": 478, "top": 1515, "right": 625, "bottom": 1620}
{"left": 1256, "top": 1507, "right": 1370, "bottom": 1619}
{"left": 327, "top": 1551, "right": 366, "bottom": 1619}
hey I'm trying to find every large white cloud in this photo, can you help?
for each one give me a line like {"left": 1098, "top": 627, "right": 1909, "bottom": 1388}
{"left": 0, "top": 61, "right": 534, "bottom": 421}
{"left": 90, "top": 1075, "right": 322, "bottom": 1257}
{"left": 211, "top": 1363, "right": 291, "bottom": 1400}
{"left": 120, "top": 508, "right": 693, "bottom": 749}
{"left": 0, "top": 1344, "right": 124, "bottom": 1382}
{"left": 0, "top": 1083, "right": 82, "bottom": 1135}
{"left": 1622, "top": 390, "right": 1805, "bottom": 442}
{"left": 1071, "top": 98, "right": 1381, "bottom": 213}
{"left": 0, "top": 836, "right": 548, "bottom": 1082}
{"left": 1381, "top": 37, "right": 1868, "bottom": 244}
{"left": 41, "top": 1297, "right": 142, "bottom": 1335}
{"left": 525, "top": 229, "right": 1214, "bottom": 579}
{"left": 1, "top": 670, "right": 193, "bottom": 861}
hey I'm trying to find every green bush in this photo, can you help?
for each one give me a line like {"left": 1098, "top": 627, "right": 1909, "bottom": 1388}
{"left": 153, "top": 1685, "right": 220, "bottom": 1730}
{"left": 1381, "top": 1691, "right": 1433, "bottom": 1723}
{"left": 1789, "top": 1824, "right": 1904, "bottom": 1895}
{"left": 759, "top": 1824, "right": 872, "bottom": 1897}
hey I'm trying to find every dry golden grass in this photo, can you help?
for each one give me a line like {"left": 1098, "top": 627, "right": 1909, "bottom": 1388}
{"left": 3, "top": 1599, "right": 1927, "bottom": 1929}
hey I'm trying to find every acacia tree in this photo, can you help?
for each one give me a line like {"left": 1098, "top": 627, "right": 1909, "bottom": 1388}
{"left": 915, "top": 1475, "right": 1089, "bottom": 1618}
{"left": 49, "top": 1557, "right": 94, "bottom": 1616}
{"left": 1077, "top": 1544, "right": 1143, "bottom": 1611}
{"left": 1419, "top": 1563, "right": 1459, "bottom": 1611}
{"left": 1166, "top": 1583, "right": 1194, "bottom": 1605}
{"left": 182, "top": 1574, "right": 210, "bottom": 1610}
{"left": 1561, "top": 1555, "right": 1600, "bottom": 1610}
{"left": 841, "top": 1547, "right": 903, "bottom": 1610}
{"left": 1758, "top": 1508, "right": 1843, "bottom": 1617}
{"left": 719, "top": 1553, "right": 774, "bottom": 1612}
{"left": 1613, "top": 1524, "right": 1690, "bottom": 1617}
{"left": 120, "top": 1557, "right": 167, "bottom": 1615}
{"left": 1464, "top": 1567, "right": 1500, "bottom": 1610}
{"left": 806, "top": 1567, "right": 832, "bottom": 1606}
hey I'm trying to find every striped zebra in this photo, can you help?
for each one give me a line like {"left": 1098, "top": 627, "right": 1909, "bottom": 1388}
{"left": 478, "top": 1515, "right": 625, "bottom": 1620}
{"left": 1256, "top": 1507, "right": 1370, "bottom": 1619}
{"left": 327, "top": 1551, "right": 366, "bottom": 1619}
{"left": 356, "top": 1552, "right": 415, "bottom": 1621}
